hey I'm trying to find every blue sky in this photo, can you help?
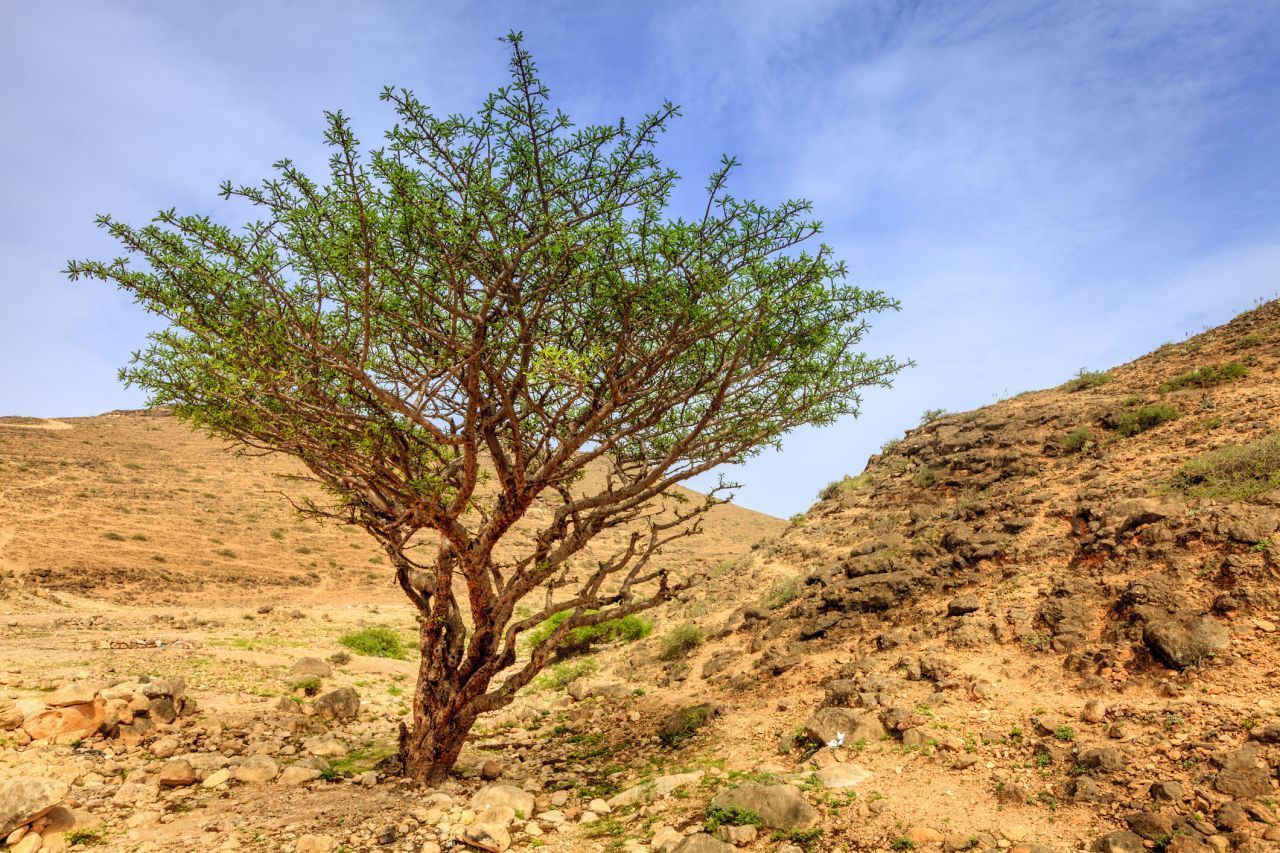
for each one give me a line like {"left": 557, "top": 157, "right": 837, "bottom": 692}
{"left": 3, "top": 1, "right": 1279, "bottom": 517}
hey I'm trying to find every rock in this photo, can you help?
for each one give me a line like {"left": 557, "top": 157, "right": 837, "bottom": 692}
{"left": 111, "top": 782, "right": 159, "bottom": 806}
{"left": 607, "top": 772, "right": 704, "bottom": 808}
{"left": 658, "top": 704, "right": 718, "bottom": 746}
{"left": 150, "top": 736, "right": 180, "bottom": 759}
{"left": 0, "top": 777, "right": 70, "bottom": 837}
{"left": 148, "top": 695, "right": 177, "bottom": 724}
{"left": 0, "top": 699, "right": 22, "bottom": 731}
{"left": 803, "top": 707, "right": 885, "bottom": 747}
{"left": 295, "top": 835, "right": 336, "bottom": 853}
{"left": 907, "top": 826, "right": 945, "bottom": 843}
{"left": 304, "top": 734, "right": 347, "bottom": 757}
{"left": 289, "top": 658, "right": 333, "bottom": 678}
{"left": 1149, "top": 780, "right": 1184, "bottom": 802}
{"left": 158, "top": 760, "right": 197, "bottom": 787}
{"left": 1081, "top": 699, "right": 1107, "bottom": 723}
{"left": 140, "top": 677, "right": 185, "bottom": 699}
{"left": 716, "top": 823, "right": 757, "bottom": 845}
{"left": 1079, "top": 746, "right": 1124, "bottom": 772}
{"left": 279, "top": 766, "right": 323, "bottom": 786}
{"left": 672, "top": 834, "right": 735, "bottom": 853}
{"left": 815, "top": 763, "right": 871, "bottom": 789}
{"left": 652, "top": 826, "right": 685, "bottom": 851}
{"left": 1093, "top": 831, "right": 1146, "bottom": 853}
{"left": 1125, "top": 811, "right": 1174, "bottom": 841}
{"left": 709, "top": 782, "right": 818, "bottom": 830}
{"left": 480, "top": 759, "right": 503, "bottom": 780}
{"left": 202, "top": 768, "right": 231, "bottom": 789}
{"left": 233, "top": 755, "right": 281, "bottom": 783}
{"left": 9, "top": 835, "right": 41, "bottom": 853}
{"left": 1214, "top": 744, "right": 1272, "bottom": 798}
{"left": 313, "top": 687, "right": 359, "bottom": 722}
{"left": 1144, "top": 614, "right": 1229, "bottom": 669}
{"left": 470, "top": 785, "right": 534, "bottom": 820}
{"left": 45, "top": 681, "right": 99, "bottom": 707}
{"left": 462, "top": 822, "right": 510, "bottom": 852}
{"left": 947, "top": 594, "right": 980, "bottom": 616}
{"left": 21, "top": 699, "right": 106, "bottom": 743}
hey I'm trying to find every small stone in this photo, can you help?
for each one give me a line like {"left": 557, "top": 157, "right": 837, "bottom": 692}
{"left": 296, "top": 834, "right": 336, "bottom": 853}
{"left": 202, "top": 768, "right": 231, "bottom": 789}
{"left": 233, "top": 755, "right": 281, "bottom": 784}
{"left": 158, "top": 760, "right": 197, "bottom": 787}
{"left": 279, "top": 766, "right": 323, "bottom": 786}
{"left": 906, "top": 826, "right": 945, "bottom": 844}
{"left": 1081, "top": 699, "right": 1107, "bottom": 723}
{"left": 947, "top": 594, "right": 981, "bottom": 616}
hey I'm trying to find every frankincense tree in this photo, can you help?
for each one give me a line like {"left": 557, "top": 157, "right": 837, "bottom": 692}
{"left": 67, "top": 33, "right": 904, "bottom": 783}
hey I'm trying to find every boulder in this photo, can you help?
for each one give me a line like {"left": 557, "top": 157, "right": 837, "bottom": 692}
{"left": 673, "top": 834, "right": 735, "bottom": 853}
{"left": 148, "top": 696, "right": 178, "bottom": 724}
{"left": 470, "top": 785, "right": 534, "bottom": 819}
{"left": 140, "top": 677, "right": 185, "bottom": 700}
{"left": 158, "top": 760, "right": 197, "bottom": 787}
{"left": 22, "top": 699, "right": 106, "bottom": 743}
{"left": 289, "top": 658, "right": 333, "bottom": 678}
{"left": 313, "top": 687, "right": 359, "bottom": 722}
{"left": 295, "top": 836, "right": 336, "bottom": 853}
{"left": 709, "top": 782, "right": 818, "bottom": 830}
{"left": 461, "top": 822, "right": 510, "bottom": 852}
{"left": 947, "top": 594, "right": 981, "bottom": 616}
{"left": 1214, "top": 744, "right": 1272, "bottom": 798}
{"left": 0, "top": 699, "right": 22, "bottom": 731}
{"left": 278, "top": 766, "right": 323, "bottom": 786}
{"left": 607, "top": 771, "right": 704, "bottom": 808}
{"left": 233, "top": 755, "right": 280, "bottom": 784}
{"left": 0, "top": 777, "right": 69, "bottom": 837}
{"left": 45, "top": 681, "right": 99, "bottom": 708}
{"left": 1092, "top": 831, "right": 1145, "bottom": 853}
{"left": 659, "top": 704, "right": 718, "bottom": 746}
{"left": 815, "top": 763, "right": 872, "bottom": 789}
{"left": 803, "top": 707, "right": 885, "bottom": 747}
{"left": 304, "top": 734, "right": 347, "bottom": 758}
{"left": 111, "top": 782, "right": 159, "bottom": 806}
{"left": 1143, "top": 614, "right": 1229, "bottom": 669}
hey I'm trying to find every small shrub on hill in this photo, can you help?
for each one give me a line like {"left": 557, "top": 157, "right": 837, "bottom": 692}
{"left": 529, "top": 657, "right": 597, "bottom": 692}
{"left": 339, "top": 626, "right": 408, "bottom": 660}
{"left": 1159, "top": 362, "right": 1248, "bottom": 393}
{"left": 523, "top": 611, "right": 652, "bottom": 658}
{"left": 919, "top": 408, "right": 949, "bottom": 424}
{"left": 880, "top": 437, "right": 903, "bottom": 454}
{"left": 1114, "top": 404, "right": 1179, "bottom": 437}
{"left": 1167, "top": 433, "right": 1280, "bottom": 499}
{"left": 763, "top": 577, "right": 802, "bottom": 610}
{"left": 912, "top": 467, "right": 936, "bottom": 488}
{"left": 658, "top": 624, "right": 704, "bottom": 660}
{"left": 1061, "top": 368, "right": 1112, "bottom": 392}
{"left": 1063, "top": 428, "right": 1093, "bottom": 453}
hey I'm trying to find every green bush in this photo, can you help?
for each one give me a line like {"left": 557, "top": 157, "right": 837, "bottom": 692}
{"left": 763, "top": 577, "right": 802, "bottom": 610}
{"left": 658, "top": 624, "right": 704, "bottom": 661}
{"left": 919, "top": 408, "right": 949, "bottom": 424}
{"left": 339, "top": 626, "right": 409, "bottom": 660}
{"left": 1061, "top": 368, "right": 1112, "bottom": 392}
{"left": 290, "top": 676, "right": 322, "bottom": 696}
{"left": 818, "top": 472, "right": 871, "bottom": 500}
{"left": 529, "top": 657, "right": 598, "bottom": 692}
{"left": 1063, "top": 428, "right": 1093, "bottom": 453}
{"left": 1158, "top": 362, "right": 1248, "bottom": 392}
{"left": 1114, "top": 404, "right": 1179, "bottom": 437}
{"left": 911, "top": 467, "right": 936, "bottom": 488}
{"left": 880, "top": 437, "right": 903, "bottom": 455}
{"left": 523, "top": 611, "right": 652, "bottom": 657}
{"left": 1167, "top": 433, "right": 1280, "bottom": 499}
{"left": 704, "top": 804, "right": 763, "bottom": 832}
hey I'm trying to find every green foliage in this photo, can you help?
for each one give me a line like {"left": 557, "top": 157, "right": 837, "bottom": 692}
{"left": 290, "top": 676, "right": 322, "bottom": 696}
{"left": 530, "top": 657, "right": 598, "bottom": 692}
{"left": 1061, "top": 368, "right": 1112, "bottom": 392}
{"left": 880, "top": 437, "right": 903, "bottom": 455}
{"left": 1063, "top": 428, "right": 1093, "bottom": 453}
{"left": 339, "top": 626, "right": 408, "bottom": 660}
{"left": 1168, "top": 433, "right": 1280, "bottom": 499}
{"left": 327, "top": 651, "right": 352, "bottom": 666}
{"left": 658, "top": 624, "right": 704, "bottom": 661}
{"left": 763, "top": 577, "right": 802, "bottom": 610}
{"left": 1114, "top": 404, "right": 1180, "bottom": 437}
{"left": 67, "top": 828, "right": 108, "bottom": 847}
{"left": 818, "top": 472, "right": 870, "bottom": 499}
{"left": 920, "top": 408, "right": 949, "bottom": 424}
{"left": 911, "top": 467, "right": 936, "bottom": 488}
{"left": 102, "top": 532, "right": 125, "bottom": 541}
{"left": 704, "top": 804, "right": 763, "bottom": 832}
{"left": 1159, "top": 362, "right": 1248, "bottom": 392}
{"left": 1054, "top": 725, "right": 1076, "bottom": 742}
{"left": 523, "top": 611, "right": 652, "bottom": 657}
{"left": 890, "top": 839, "right": 916, "bottom": 851}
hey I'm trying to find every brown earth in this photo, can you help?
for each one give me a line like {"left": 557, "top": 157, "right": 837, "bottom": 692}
{"left": 2, "top": 300, "right": 1279, "bottom": 853}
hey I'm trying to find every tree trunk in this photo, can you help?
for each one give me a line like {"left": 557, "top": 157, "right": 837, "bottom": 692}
{"left": 400, "top": 701, "right": 474, "bottom": 785}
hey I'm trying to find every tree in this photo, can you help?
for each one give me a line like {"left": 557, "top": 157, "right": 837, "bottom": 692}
{"left": 66, "top": 33, "right": 905, "bottom": 784}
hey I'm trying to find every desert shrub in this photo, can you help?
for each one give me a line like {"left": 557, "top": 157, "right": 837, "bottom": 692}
{"left": 880, "top": 437, "right": 903, "bottom": 455}
{"left": 1114, "top": 404, "right": 1179, "bottom": 437}
{"left": 523, "top": 611, "right": 652, "bottom": 657}
{"left": 103, "top": 532, "right": 125, "bottom": 541}
{"left": 327, "top": 651, "right": 352, "bottom": 665}
{"left": 659, "top": 703, "right": 716, "bottom": 746}
{"left": 1159, "top": 362, "right": 1248, "bottom": 393}
{"left": 658, "top": 624, "right": 704, "bottom": 661}
{"left": 1061, "top": 368, "right": 1112, "bottom": 392}
{"left": 919, "top": 408, "right": 949, "bottom": 425}
{"left": 339, "top": 626, "right": 408, "bottom": 660}
{"left": 290, "top": 676, "right": 322, "bottom": 696}
{"left": 763, "top": 577, "right": 802, "bottom": 610}
{"left": 1167, "top": 433, "right": 1280, "bottom": 499}
{"left": 704, "top": 804, "right": 763, "bottom": 832}
{"left": 818, "top": 472, "right": 871, "bottom": 500}
{"left": 1063, "top": 428, "right": 1093, "bottom": 453}
{"left": 912, "top": 467, "right": 936, "bottom": 488}
{"left": 1237, "top": 334, "right": 1262, "bottom": 349}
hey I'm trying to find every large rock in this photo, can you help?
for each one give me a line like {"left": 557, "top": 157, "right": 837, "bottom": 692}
{"left": 803, "top": 707, "right": 885, "bottom": 747}
{"left": 158, "top": 760, "right": 197, "bottom": 787}
{"left": 658, "top": 704, "right": 718, "bottom": 746}
{"left": 233, "top": 755, "right": 281, "bottom": 784}
{"left": 313, "top": 687, "right": 360, "bottom": 722}
{"left": 278, "top": 765, "right": 323, "bottom": 786}
{"left": 607, "top": 771, "right": 704, "bottom": 808}
{"left": 1214, "top": 744, "right": 1272, "bottom": 798}
{"left": 462, "top": 822, "right": 510, "bottom": 852}
{"left": 673, "top": 834, "right": 735, "bottom": 853}
{"left": 304, "top": 734, "right": 347, "bottom": 757}
{"left": 470, "top": 785, "right": 535, "bottom": 819}
{"left": 709, "top": 782, "right": 818, "bottom": 830}
{"left": 0, "top": 777, "right": 70, "bottom": 837}
{"left": 289, "top": 658, "right": 333, "bottom": 679}
{"left": 1143, "top": 614, "right": 1229, "bottom": 669}
{"left": 45, "top": 681, "right": 100, "bottom": 707}
{"left": 0, "top": 699, "right": 22, "bottom": 731}
{"left": 815, "top": 763, "right": 872, "bottom": 789}
{"left": 1092, "top": 834, "right": 1145, "bottom": 853}
{"left": 140, "top": 677, "right": 185, "bottom": 699}
{"left": 22, "top": 699, "right": 106, "bottom": 743}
